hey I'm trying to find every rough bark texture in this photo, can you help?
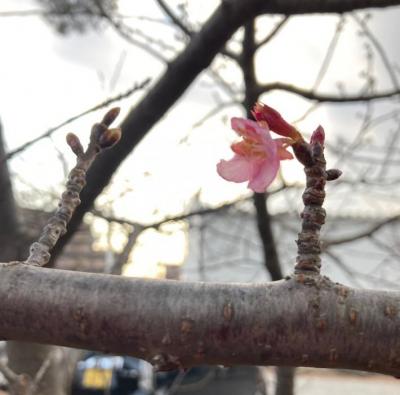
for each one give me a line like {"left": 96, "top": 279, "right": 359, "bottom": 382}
{"left": 0, "top": 264, "right": 399, "bottom": 376}
{"left": 50, "top": 0, "right": 400, "bottom": 265}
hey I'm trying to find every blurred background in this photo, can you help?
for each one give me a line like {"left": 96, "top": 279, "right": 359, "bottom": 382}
{"left": 0, "top": 0, "right": 400, "bottom": 394}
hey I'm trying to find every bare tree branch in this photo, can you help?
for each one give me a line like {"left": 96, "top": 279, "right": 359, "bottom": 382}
{"left": 3, "top": 80, "right": 150, "bottom": 162}
{"left": 323, "top": 215, "right": 400, "bottom": 248}
{"left": 92, "top": 199, "right": 246, "bottom": 230}
{"left": 155, "top": 0, "right": 193, "bottom": 37}
{"left": 255, "top": 16, "right": 289, "bottom": 50}
{"left": 352, "top": 13, "right": 400, "bottom": 91}
{"left": 257, "top": 82, "right": 400, "bottom": 102}
{"left": 0, "top": 264, "right": 399, "bottom": 376}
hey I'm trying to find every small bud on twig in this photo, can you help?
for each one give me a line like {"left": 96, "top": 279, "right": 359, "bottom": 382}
{"left": 102, "top": 107, "right": 121, "bottom": 126}
{"left": 310, "top": 125, "right": 325, "bottom": 146}
{"left": 66, "top": 133, "right": 84, "bottom": 157}
{"left": 98, "top": 128, "right": 122, "bottom": 149}
{"left": 326, "top": 169, "right": 342, "bottom": 181}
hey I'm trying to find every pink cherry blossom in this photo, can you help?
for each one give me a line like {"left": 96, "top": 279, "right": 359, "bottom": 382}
{"left": 217, "top": 117, "right": 293, "bottom": 193}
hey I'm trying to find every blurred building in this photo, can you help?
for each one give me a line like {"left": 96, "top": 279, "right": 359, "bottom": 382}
{"left": 182, "top": 203, "right": 400, "bottom": 290}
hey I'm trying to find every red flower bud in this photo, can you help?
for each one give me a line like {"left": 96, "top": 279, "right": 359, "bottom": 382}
{"left": 252, "top": 103, "right": 301, "bottom": 140}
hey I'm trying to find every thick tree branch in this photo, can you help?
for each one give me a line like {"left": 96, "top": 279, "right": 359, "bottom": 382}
{"left": 0, "top": 264, "right": 399, "bottom": 376}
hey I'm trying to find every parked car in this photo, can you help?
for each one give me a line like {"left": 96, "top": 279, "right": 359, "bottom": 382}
{"left": 71, "top": 352, "right": 153, "bottom": 395}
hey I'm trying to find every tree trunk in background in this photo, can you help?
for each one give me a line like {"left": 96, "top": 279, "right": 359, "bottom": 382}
{"left": 253, "top": 194, "right": 296, "bottom": 395}
{"left": 275, "top": 367, "right": 295, "bottom": 395}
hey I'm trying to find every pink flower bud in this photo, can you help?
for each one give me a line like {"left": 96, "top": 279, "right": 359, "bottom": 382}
{"left": 310, "top": 125, "right": 325, "bottom": 146}
{"left": 252, "top": 103, "right": 301, "bottom": 140}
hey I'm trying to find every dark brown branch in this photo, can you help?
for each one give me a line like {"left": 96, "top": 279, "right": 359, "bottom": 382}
{"left": 0, "top": 264, "right": 399, "bottom": 376}
{"left": 258, "top": 0, "right": 400, "bottom": 14}
{"left": 253, "top": 193, "right": 283, "bottom": 280}
{"left": 3, "top": 80, "right": 149, "bottom": 162}
{"left": 257, "top": 82, "right": 400, "bottom": 102}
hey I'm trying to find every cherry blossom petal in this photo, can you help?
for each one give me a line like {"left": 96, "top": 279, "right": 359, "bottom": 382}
{"left": 231, "top": 118, "right": 271, "bottom": 145}
{"left": 247, "top": 157, "right": 280, "bottom": 193}
{"left": 217, "top": 155, "right": 251, "bottom": 183}
{"left": 274, "top": 138, "right": 294, "bottom": 160}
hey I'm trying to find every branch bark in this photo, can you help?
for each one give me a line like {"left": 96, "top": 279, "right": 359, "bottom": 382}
{"left": 0, "top": 264, "right": 399, "bottom": 376}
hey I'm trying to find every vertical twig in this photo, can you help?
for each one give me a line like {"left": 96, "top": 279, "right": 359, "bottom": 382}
{"left": 25, "top": 108, "right": 122, "bottom": 267}
{"left": 294, "top": 129, "right": 342, "bottom": 274}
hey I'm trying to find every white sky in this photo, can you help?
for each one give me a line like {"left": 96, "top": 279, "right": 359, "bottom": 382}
{"left": 1, "top": 0, "right": 400, "bottom": 276}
